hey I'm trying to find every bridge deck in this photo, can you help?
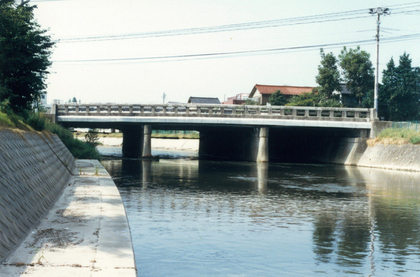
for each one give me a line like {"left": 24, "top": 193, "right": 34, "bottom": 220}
{"left": 54, "top": 104, "right": 375, "bottom": 129}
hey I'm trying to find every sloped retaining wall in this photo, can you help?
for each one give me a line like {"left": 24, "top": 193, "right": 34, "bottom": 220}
{"left": 0, "top": 129, "right": 75, "bottom": 262}
{"left": 358, "top": 144, "right": 420, "bottom": 172}
{"left": 307, "top": 136, "right": 420, "bottom": 171}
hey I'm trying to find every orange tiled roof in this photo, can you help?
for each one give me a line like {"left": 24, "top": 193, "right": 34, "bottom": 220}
{"left": 251, "top": 84, "right": 315, "bottom": 96}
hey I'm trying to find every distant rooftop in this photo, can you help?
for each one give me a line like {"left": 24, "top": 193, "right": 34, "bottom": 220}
{"left": 250, "top": 84, "right": 315, "bottom": 97}
{"left": 337, "top": 84, "right": 352, "bottom": 95}
{"left": 188, "top": 97, "right": 221, "bottom": 104}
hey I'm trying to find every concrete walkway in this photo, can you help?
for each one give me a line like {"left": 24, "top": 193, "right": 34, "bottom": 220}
{"left": 0, "top": 160, "right": 136, "bottom": 276}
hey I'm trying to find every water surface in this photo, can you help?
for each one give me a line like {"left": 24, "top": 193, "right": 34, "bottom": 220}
{"left": 101, "top": 151, "right": 420, "bottom": 276}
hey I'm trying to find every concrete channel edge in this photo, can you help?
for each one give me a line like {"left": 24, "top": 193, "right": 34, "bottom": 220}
{"left": 0, "top": 159, "right": 136, "bottom": 276}
{"left": 0, "top": 128, "right": 136, "bottom": 276}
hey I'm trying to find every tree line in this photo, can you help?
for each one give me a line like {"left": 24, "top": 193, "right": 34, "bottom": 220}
{"left": 267, "top": 47, "right": 420, "bottom": 122}
{"left": 0, "top": 0, "right": 53, "bottom": 115}
{"left": 0, "top": 1, "right": 101, "bottom": 160}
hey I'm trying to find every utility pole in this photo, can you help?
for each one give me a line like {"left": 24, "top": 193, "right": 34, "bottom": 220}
{"left": 369, "top": 7, "right": 390, "bottom": 115}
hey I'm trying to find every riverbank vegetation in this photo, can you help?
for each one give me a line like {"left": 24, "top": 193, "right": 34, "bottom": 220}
{"left": 0, "top": 111, "right": 100, "bottom": 160}
{"left": 368, "top": 128, "right": 420, "bottom": 146}
{"left": 28, "top": 113, "right": 100, "bottom": 159}
{"left": 0, "top": 2, "right": 99, "bottom": 160}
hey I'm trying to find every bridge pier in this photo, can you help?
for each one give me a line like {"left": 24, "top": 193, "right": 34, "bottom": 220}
{"left": 142, "top": 125, "right": 152, "bottom": 158}
{"left": 122, "top": 126, "right": 143, "bottom": 158}
{"left": 256, "top": 127, "right": 269, "bottom": 163}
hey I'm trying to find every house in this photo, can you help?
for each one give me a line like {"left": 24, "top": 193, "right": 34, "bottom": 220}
{"left": 249, "top": 84, "right": 315, "bottom": 105}
{"left": 332, "top": 84, "right": 357, "bottom": 107}
{"left": 222, "top": 93, "right": 250, "bottom": 105}
{"left": 188, "top": 97, "right": 221, "bottom": 104}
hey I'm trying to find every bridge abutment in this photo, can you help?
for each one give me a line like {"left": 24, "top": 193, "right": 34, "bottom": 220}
{"left": 122, "top": 126, "right": 144, "bottom": 158}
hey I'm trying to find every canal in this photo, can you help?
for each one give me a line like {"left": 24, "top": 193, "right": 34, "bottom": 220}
{"left": 100, "top": 147, "right": 420, "bottom": 276}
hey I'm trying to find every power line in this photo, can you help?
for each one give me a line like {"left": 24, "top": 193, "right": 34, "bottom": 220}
{"left": 54, "top": 33, "right": 420, "bottom": 64}
{"left": 57, "top": 2, "right": 420, "bottom": 43}
{"left": 58, "top": 10, "right": 372, "bottom": 43}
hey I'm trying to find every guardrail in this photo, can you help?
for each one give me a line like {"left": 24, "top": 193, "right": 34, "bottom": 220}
{"left": 54, "top": 104, "right": 375, "bottom": 122}
{"left": 392, "top": 121, "right": 420, "bottom": 130}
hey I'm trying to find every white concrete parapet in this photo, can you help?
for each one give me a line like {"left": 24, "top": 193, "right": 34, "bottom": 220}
{"left": 55, "top": 104, "right": 374, "bottom": 122}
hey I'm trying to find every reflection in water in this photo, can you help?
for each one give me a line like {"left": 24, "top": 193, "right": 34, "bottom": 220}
{"left": 142, "top": 160, "right": 152, "bottom": 188}
{"left": 102, "top": 158, "right": 420, "bottom": 277}
{"left": 360, "top": 168, "right": 420, "bottom": 274}
{"left": 256, "top": 163, "right": 268, "bottom": 193}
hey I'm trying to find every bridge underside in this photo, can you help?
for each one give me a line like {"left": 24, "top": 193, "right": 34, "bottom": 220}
{"left": 59, "top": 119, "right": 370, "bottom": 163}
{"left": 198, "top": 125, "right": 368, "bottom": 163}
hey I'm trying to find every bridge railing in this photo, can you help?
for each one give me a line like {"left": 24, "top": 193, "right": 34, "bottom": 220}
{"left": 55, "top": 104, "right": 375, "bottom": 121}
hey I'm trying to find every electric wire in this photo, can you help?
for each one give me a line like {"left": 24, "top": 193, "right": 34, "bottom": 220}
{"left": 38, "top": 2, "right": 420, "bottom": 65}
{"left": 54, "top": 33, "right": 420, "bottom": 64}
{"left": 57, "top": 2, "right": 420, "bottom": 43}
{"left": 57, "top": 10, "right": 373, "bottom": 43}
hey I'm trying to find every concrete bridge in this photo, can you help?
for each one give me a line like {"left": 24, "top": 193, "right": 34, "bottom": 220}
{"left": 51, "top": 103, "right": 386, "bottom": 163}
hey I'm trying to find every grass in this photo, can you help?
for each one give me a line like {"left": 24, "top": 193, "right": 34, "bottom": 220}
{"left": 0, "top": 111, "right": 101, "bottom": 160}
{"left": 0, "top": 110, "right": 33, "bottom": 130}
{"left": 0, "top": 111, "right": 14, "bottom": 127}
{"left": 368, "top": 128, "right": 420, "bottom": 146}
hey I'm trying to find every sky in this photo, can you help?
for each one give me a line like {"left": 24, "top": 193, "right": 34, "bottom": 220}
{"left": 31, "top": 0, "right": 420, "bottom": 105}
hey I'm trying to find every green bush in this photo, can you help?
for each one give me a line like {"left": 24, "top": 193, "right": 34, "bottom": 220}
{"left": 62, "top": 135, "right": 101, "bottom": 159}
{"left": 25, "top": 112, "right": 101, "bottom": 160}
{"left": 410, "top": 136, "right": 420, "bottom": 144}
{"left": 0, "top": 111, "right": 14, "bottom": 127}
{"left": 45, "top": 122, "right": 101, "bottom": 160}
{"left": 27, "top": 112, "right": 48, "bottom": 131}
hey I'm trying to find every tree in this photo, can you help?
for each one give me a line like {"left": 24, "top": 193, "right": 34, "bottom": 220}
{"left": 315, "top": 48, "right": 341, "bottom": 100}
{"left": 286, "top": 92, "right": 318, "bottom": 107}
{"left": 379, "top": 53, "right": 420, "bottom": 121}
{"left": 286, "top": 91, "right": 341, "bottom": 107}
{"left": 245, "top": 98, "right": 258, "bottom": 105}
{"left": 268, "top": 90, "right": 288, "bottom": 106}
{"left": 0, "top": 0, "right": 54, "bottom": 113}
{"left": 339, "top": 46, "right": 374, "bottom": 106}
{"left": 85, "top": 129, "right": 100, "bottom": 147}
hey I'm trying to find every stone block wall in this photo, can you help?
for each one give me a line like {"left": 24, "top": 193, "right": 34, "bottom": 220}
{"left": 0, "top": 129, "right": 75, "bottom": 262}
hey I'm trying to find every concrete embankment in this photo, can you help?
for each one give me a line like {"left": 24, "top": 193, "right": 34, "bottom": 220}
{"left": 317, "top": 136, "right": 420, "bottom": 172}
{"left": 358, "top": 144, "right": 420, "bottom": 172}
{"left": 0, "top": 129, "right": 75, "bottom": 262}
{"left": 0, "top": 129, "right": 136, "bottom": 276}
